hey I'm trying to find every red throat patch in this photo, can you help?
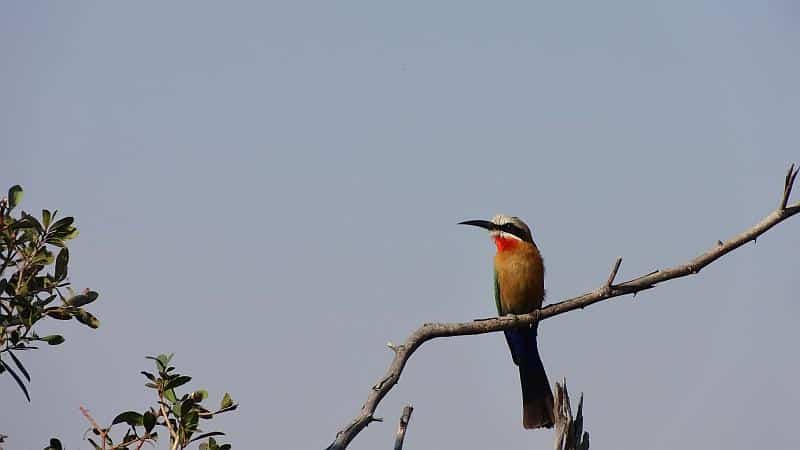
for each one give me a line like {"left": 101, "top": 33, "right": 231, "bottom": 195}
{"left": 493, "top": 236, "right": 520, "bottom": 252}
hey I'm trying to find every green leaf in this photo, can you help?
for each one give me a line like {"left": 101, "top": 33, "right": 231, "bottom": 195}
{"left": 66, "top": 294, "right": 89, "bottom": 307}
{"left": 8, "top": 350, "right": 31, "bottom": 381}
{"left": 41, "top": 335, "right": 65, "bottom": 345}
{"left": 45, "top": 224, "right": 80, "bottom": 245}
{"left": 164, "top": 388, "right": 177, "bottom": 403}
{"left": 147, "top": 353, "right": 174, "bottom": 372}
{"left": 42, "top": 209, "right": 52, "bottom": 228}
{"left": 189, "top": 432, "right": 225, "bottom": 444}
{"left": 164, "top": 375, "right": 191, "bottom": 391}
{"left": 178, "top": 399, "right": 191, "bottom": 417}
{"left": 32, "top": 247, "right": 54, "bottom": 265}
{"left": 191, "top": 389, "right": 208, "bottom": 401}
{"left": 1, "top": 359, "right": 30, "bottom": 401}
{"left": 44, "top": 438, "right": 63, "bottom": 450}
{"left": 219, "top": 445, "right": 231, "bottom": 450}
{"left": 8, "top": 185, "right": 23, "bottom": 209}
{"left": 66, "top": 290, "right": 98, "bottom": 307}
{"left": 87, "top": 437, "right": 101, "bottom": 450}
{"left": 220, "top": 392, "right": 233, "bottom": 410}
{"left": 86, "top": 290, "right": 99, "bottom": 303}
{"left": 49, "top": 217, "right": 74, "bottom": 232}
{"left": 181, "top": 398, "right": 199, "bottom": 418}
{"left": 21, "top": 212, "right": 44, "bottom": 234}
{"left": 143, "top": 411, "right": 156, "bottom": 433}
{"left": 63, "top": 227, "right": 79, "bottom": 240}
{"left": 10, "top": 216, "right": 38, "bottom": 231}
{"left": 54, "top": 248, "right": 69, "bottom": 281}
{"left": 157, "top": 353, "right": 173, "bottom": 368}
{"left": 140, "top": 371, "right": 156, "bottom": 381}
{"left": 74, "top": 309, "right": 100, "bottom": 328}
{"left": 45, "top": 308, "right": 72, "bottom": 320}
{"left": 112, "top": 411, "right": 144, "bottom": 426}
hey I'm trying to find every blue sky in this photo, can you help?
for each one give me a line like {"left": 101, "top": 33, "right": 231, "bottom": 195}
{"left": 2, "top": 2, "right": 799, "bottom": 449}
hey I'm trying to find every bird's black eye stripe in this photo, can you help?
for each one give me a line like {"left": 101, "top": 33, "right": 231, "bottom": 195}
{"left": 501, "top": 223, "right": 521, "bottom": 234}
{"left": 500, "top": 223, "right": 528, "bottom": 240}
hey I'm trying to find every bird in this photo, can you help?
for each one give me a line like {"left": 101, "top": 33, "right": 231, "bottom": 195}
{"left": 459, "top": 214, "right": 555, "bottom": 429}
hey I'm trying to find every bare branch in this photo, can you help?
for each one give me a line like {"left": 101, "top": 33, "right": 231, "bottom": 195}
{"left": 393, "top": 405, "right": 414, "bottom": 450}
{"left": 326, "top": 167, "right": 800, "bottom": 450}
{"left": 553, "top": 381, "right": 589, "bottom": 450}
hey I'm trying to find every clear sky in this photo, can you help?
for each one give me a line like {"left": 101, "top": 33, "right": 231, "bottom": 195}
{"left": 2, "top": 2, "right": 798, "bottom": 449}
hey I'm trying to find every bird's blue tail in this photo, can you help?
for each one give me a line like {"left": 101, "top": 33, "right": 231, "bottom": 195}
{"left": 504, "top": 325, "right": 555, "bottom": 429}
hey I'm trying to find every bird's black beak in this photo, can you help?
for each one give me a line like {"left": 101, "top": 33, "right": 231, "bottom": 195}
{"left": 458, "top": 219, "right": 496, "bottom": 231}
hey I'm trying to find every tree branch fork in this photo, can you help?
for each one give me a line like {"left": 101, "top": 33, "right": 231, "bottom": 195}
{"left": 327, "top": 164, "right": 800, "bottom": 450}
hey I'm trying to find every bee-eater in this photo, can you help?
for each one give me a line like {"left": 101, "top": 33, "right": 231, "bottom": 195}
{"left": 460, "top": 215, "right": 555, "bottom": 429}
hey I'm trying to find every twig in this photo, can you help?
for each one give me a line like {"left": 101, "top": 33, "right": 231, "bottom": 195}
{"left": 159, "top": 398, "right": 179, "bottom": 450}
{"left": 604, "top": 257, "right": 622, "bottom": 292}
{"left": 780, "top": 163, "right": 799, "bottom": 210}
{"left": 326, "top": 165, "right": 800, "bottom": 450}
{"left": 79, "top": 406, "right": 107, "bottom": 450}
{"left": 393, "top": 405, "right": 414, "bottom": 450}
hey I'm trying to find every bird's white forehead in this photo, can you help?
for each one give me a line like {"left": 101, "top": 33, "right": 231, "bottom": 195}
{"left": 491, "top": 214, "right": 527, "bottom": 228}
{"left": 489, "top": 214, "right": 532, "bottom": 241}
{"left": 491, "top": 214, "right": 516, "bottom": 225}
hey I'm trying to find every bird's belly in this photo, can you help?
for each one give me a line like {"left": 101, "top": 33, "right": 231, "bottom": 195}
{"left": 500, "top": 282, "right": 543, "bottom": 314}
{"left": 496, "top": 256, "right": 544, "bottom": 314}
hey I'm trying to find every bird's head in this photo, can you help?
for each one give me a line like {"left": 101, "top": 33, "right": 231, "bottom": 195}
{"left": 459, "top": 214, "right": 534, "bottom": 251}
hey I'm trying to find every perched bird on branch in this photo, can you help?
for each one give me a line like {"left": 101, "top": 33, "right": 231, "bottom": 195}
{"left": 460, "top": 215, "right": 555, "bottom": 429}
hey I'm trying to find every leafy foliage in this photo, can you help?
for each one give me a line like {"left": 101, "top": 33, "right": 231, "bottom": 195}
{"left": 1, "top": 186, "right": 237, "bottom": 448}
{"left": 0, "top": 185, "right": 100, "bottom": 400}
{"left": 47, "top": 354, "right": 237, "bottom": 450}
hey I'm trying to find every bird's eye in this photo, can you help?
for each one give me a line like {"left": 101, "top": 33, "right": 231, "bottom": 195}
{"left": 501, "top": 223, "right": 526, "bottom": 240}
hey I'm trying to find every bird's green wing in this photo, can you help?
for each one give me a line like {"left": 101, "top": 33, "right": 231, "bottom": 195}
{"left": 494, "top": 269, "right": 504, "bottom": 316}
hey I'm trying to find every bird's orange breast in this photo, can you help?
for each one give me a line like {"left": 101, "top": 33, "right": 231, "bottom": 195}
{"left": 494, "top": 242, "right": 545, "bottom": 314}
